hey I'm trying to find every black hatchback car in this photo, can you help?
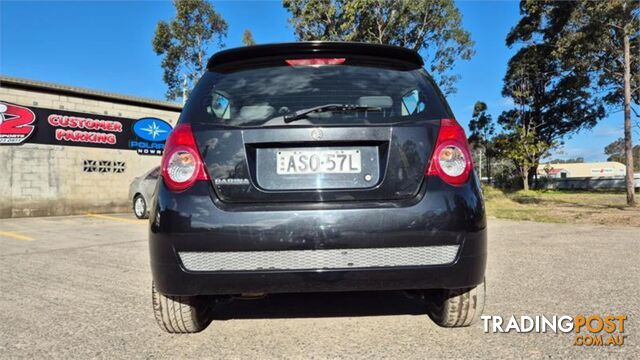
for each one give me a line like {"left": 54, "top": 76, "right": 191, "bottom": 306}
{"left": 150, "top": 42, "right": 486, "bottom": 333}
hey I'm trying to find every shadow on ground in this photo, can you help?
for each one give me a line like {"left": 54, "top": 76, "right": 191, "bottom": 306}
{"left": 212, "top": 291, "right": 428, "bottom": 320}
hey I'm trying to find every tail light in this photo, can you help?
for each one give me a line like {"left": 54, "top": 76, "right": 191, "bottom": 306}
{"left": 161, "top": 123, "right": 209, "bottom": 192}
{"left": 426, "top": 118, "right": 473, "bottom": 186}
{"left": 285, "top": 58, "right": 346, "bottom": 67}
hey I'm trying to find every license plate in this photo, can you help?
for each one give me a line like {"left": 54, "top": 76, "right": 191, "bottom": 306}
{"left": 277, "top": 149, "right": 362, "bottom": 175}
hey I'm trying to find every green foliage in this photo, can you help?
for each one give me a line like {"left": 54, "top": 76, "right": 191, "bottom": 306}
{"left": 152, "top": 0, "right": 228, "bottom": 100}
{"left": 507, "top": 0, "right": 639, "bottom": 110}
{"left": 281, "top": 0, "right": 474, "bottom": 94}
{"left": 468, "top": 101, "right": 495, "bottom": 147}
{"left": 550, "top": 1, "right": 639, "bottom": 108}
{"left": 500, "top": 44, "right": 605, "bottom": 146}
{"left": 468, "top": 101, "right": 496, "bottom": 180}
{"left": 494, "top": 121, "right": 552, "bottom": 191}
{"left": 506, "top": 0, "right": 639, "bottom": 204}
{"left": 242, "top": 29, "right": 256, "bottom": 46}
{"left": 489, "top": 159, "right": 521, "bottom": 190}
{"left": 605, "top": 137, "right": 640, "bottom": 168}
{"left": 605, "top": 137, "right": 626, "bottom": 163}
{"left": 493, "top": 0, "right": 624, "bottom": 189}
{"left": 545, "top": 157, "right": 584, "bottom": 164}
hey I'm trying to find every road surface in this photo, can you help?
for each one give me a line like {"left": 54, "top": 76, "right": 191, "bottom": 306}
{"left": 0, "top": 214, "right": 638, "bottom": 358}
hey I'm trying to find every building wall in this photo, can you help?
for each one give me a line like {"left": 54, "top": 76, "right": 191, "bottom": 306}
{"left": 537, "top": 175, "right": 640, "bottom": 191}
{"left": 0, "top": 87, "right": 180, "bottom": 218}
{"left": 537, "top": 162, "right": 627, "bottom": 179}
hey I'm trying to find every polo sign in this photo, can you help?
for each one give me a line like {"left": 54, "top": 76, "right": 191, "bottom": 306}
{"left": 130, "top": 117, "right": 173, "bottom": 155}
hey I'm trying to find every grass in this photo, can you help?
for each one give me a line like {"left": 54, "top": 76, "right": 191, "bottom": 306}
{"left": 483, "top": 186, "right": 639, "bottom": 226}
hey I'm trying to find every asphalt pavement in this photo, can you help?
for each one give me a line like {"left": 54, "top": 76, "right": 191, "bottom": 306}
{"left": 0, "top": 214, "right": 638, "bottom": 359}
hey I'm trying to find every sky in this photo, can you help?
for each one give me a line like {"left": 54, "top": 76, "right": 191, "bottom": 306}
{"left": 1, "top": 0, "right": 635, "bottom": 162}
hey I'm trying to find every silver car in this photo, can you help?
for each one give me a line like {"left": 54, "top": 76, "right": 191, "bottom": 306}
{"left": 128, "top": 166, "right": 160, "bottom": 219}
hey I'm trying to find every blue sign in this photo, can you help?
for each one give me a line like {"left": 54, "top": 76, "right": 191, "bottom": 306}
{"left": 130, "top": 117, "right": 172, "bottom": 156}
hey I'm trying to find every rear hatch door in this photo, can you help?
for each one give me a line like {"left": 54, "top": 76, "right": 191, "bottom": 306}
{"left": 184, "top": 45, "right": 453, "bottom": 203}
{"left": 193, "top": 121, "right": 440, "bottom": 203}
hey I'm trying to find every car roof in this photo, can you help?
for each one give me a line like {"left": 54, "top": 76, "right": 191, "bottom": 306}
{"left": 206, "top": 41, "right": 424, "bottom": 71}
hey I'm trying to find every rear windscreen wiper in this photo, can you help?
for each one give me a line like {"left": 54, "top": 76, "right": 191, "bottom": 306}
{"left": 283, "top": 104, "right": 382, "bottom": 123}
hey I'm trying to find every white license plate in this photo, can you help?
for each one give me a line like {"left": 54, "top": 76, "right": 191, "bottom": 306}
{"left": 277, "top": 149, "right": 362, "bottom": 175}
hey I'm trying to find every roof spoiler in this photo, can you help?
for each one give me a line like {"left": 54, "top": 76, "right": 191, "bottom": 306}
{"left": 206, "top": 41, "right": 424, "bottom": 71}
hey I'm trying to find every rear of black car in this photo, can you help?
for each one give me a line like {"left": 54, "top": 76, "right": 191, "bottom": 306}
{"left": 149, "top": 42, "right": 486, "bottom": 333}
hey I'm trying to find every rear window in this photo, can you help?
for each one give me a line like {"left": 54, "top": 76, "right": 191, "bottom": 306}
{"left": 188, "top": 61, "right": 449, "bottom": 127}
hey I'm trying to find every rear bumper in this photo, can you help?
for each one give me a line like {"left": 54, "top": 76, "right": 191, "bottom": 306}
{"left": 149, "top": 176, "right": 487, "bottom": 296}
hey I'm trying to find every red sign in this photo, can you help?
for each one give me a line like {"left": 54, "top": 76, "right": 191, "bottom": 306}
{"left": 0, "top": 102, "right": 36, "bottom": 144}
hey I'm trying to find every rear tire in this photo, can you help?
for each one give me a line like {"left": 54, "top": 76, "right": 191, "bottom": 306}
{"left": 152, "top": 282, "right": 212, "bottom": 333}
{"left": 425, "top": 280, "right": 485, "bottom": 327}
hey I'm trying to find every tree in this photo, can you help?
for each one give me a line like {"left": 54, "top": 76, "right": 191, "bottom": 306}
{"left": 546, "top": 157, "right": 584, "bottom": 164}
{"left": 494, "top": 124, "right": 552, "bottom": 191}
{"left": 242, "top": 29, "right": 256, "bottom": 46}
{"left": 605, "top": 137, "right": 640, "bottom": 169}
{"left": 152, "top": 0, "right": 228, "bottom": 101}
{"left": 468, "top": 101, "right": 495, "bottom": 181}
{"left": 559, "top": 1, "right": 639, "bottom": 205}
{"left": 605, "top": 138, "right": 626, "bottom": 163}
{"left": 500, "top": 3, "right": 607, "bottom": 189}
{"left": 496, "top": 45, "right": 604, "bottom": 189}
{"left": 508, "top": 0, "right": 639, "bottom": 204}
{"left": 282, "top": 0, "right": 474, "bottom": 94}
